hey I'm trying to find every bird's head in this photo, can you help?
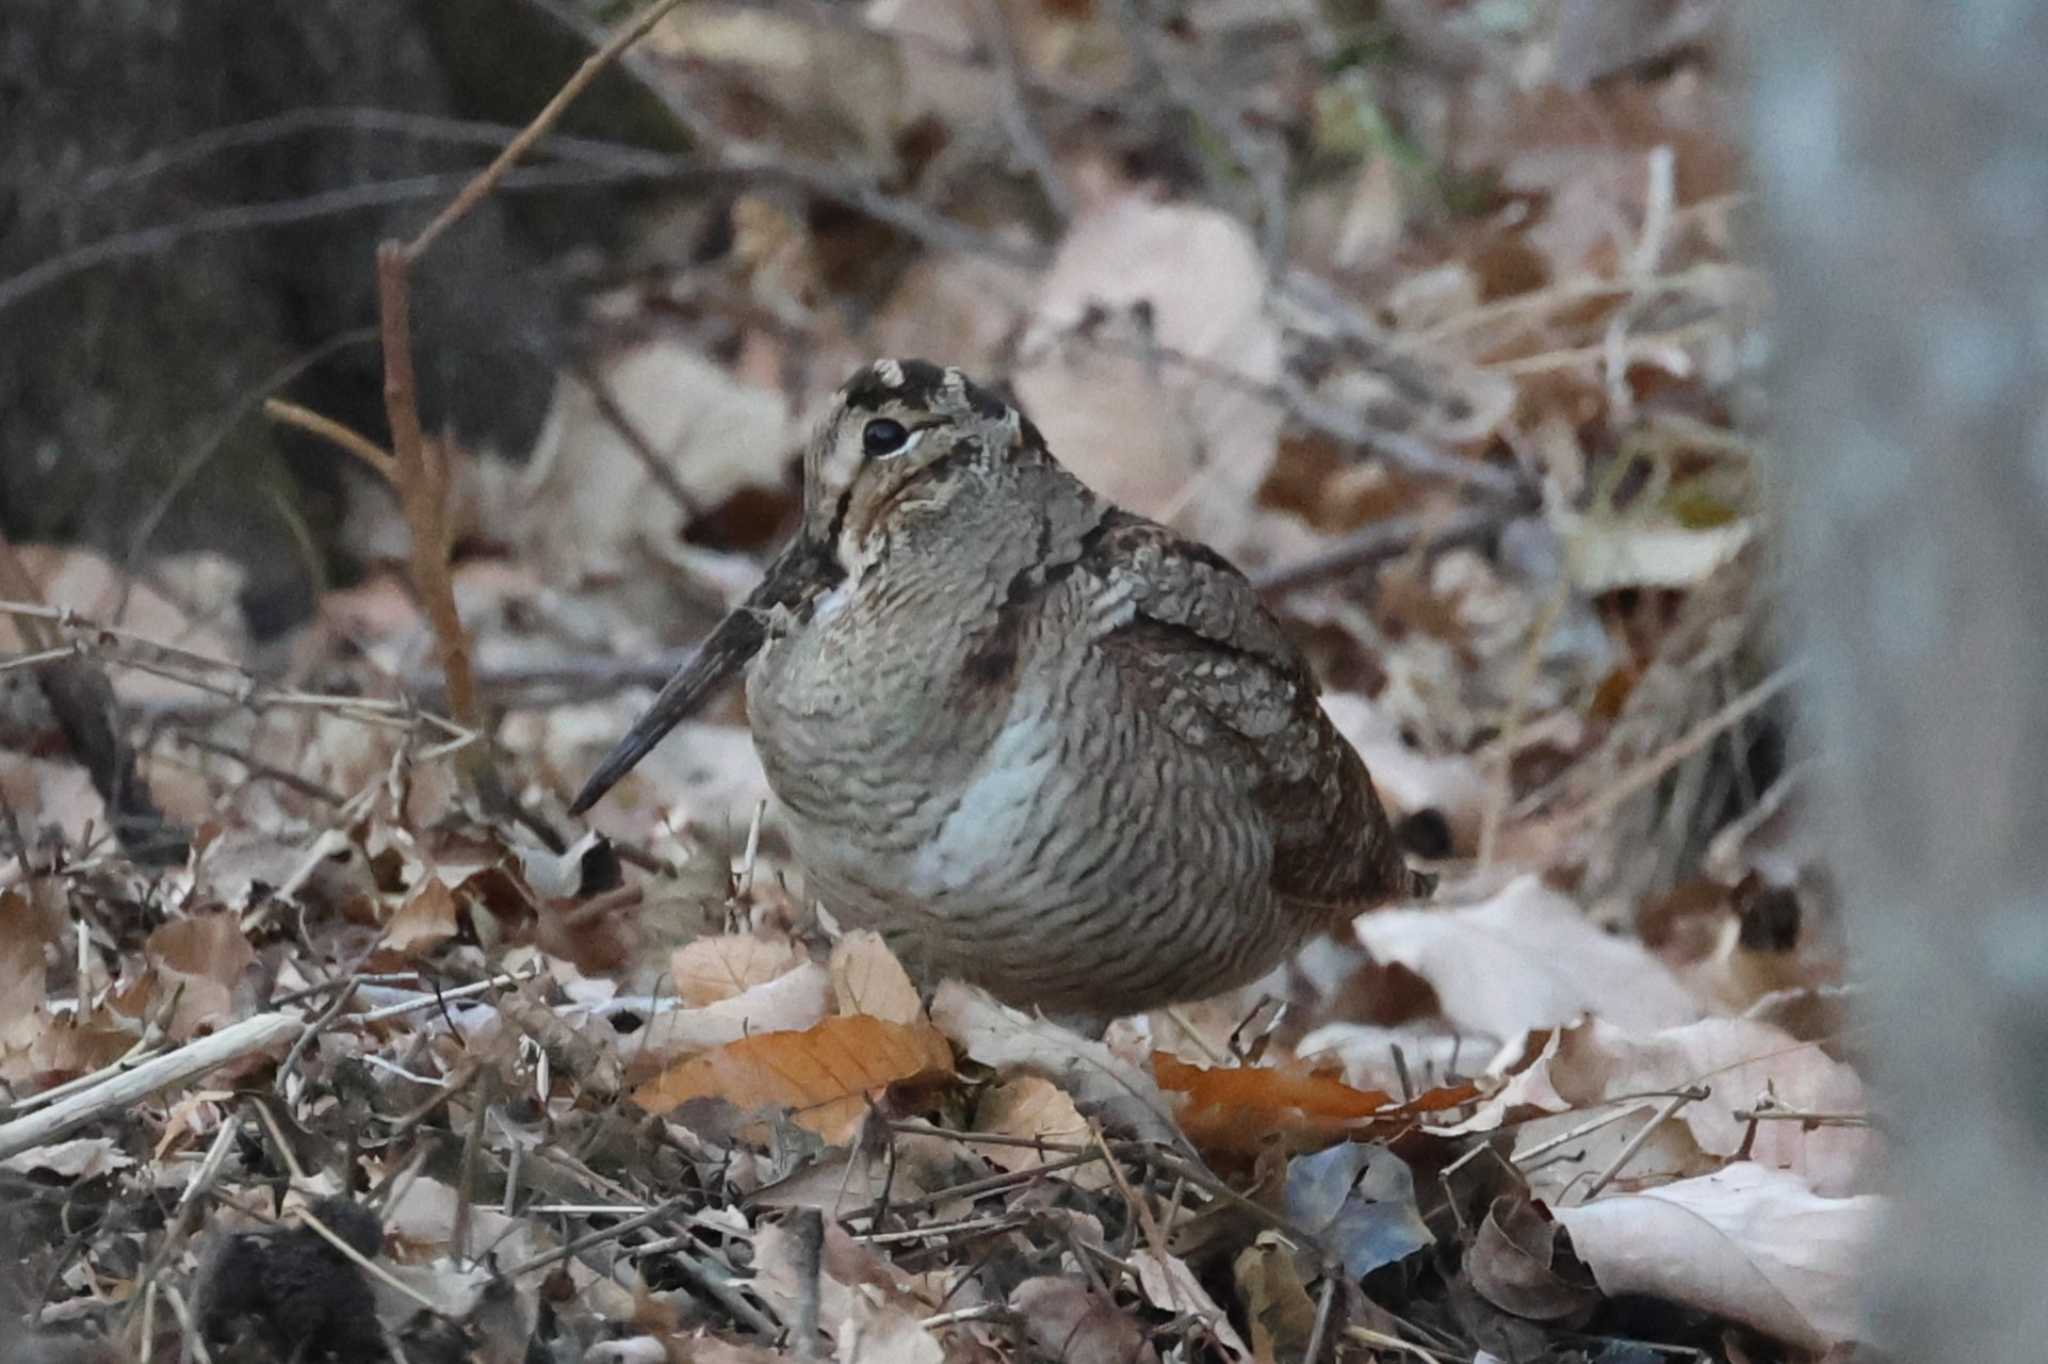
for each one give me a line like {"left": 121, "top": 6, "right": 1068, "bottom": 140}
{"left": 801, "top": 358, "right": 1044, "bottom": 571}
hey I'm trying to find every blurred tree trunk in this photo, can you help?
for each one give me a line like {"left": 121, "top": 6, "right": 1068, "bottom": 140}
{"left": 1743, "top": 5, "right": 2048, "bottom": 1359}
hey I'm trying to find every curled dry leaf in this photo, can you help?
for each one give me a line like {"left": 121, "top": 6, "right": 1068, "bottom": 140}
{"left": 1355, "top": 876, "right": 1700, "bottom": 1043}
{"left": 632, "top": 960, "right": 830, "bottom": 1069}
{"left": 829, "top": 929, "right": 922, "bottom": 1023}
{"left": 973, "top": 1075, "right": 1106, "bottom": 1189}
{"left": 144, "top": 913, "right": 258, "bottom": 1041}
{"left": 1010, "top": 1276, "right": 1161, "bottom": 1364}
{"left": 1553, "top": 1163, "right": 1881, "bottom": 1352}
{"left": 631, "top": 1013, "right": 954, "bottom": 1144}
{"left": 930, "top": 982, "right": 1178, "bottom": 1144}
{"left": 382, "top": 879, "right": 460, "bottom": 955}
{"left": 1465, "top": 1194, "right": 1600, "bottom": 1323}
{"left": 670, "top": 933, "right": 805, "bottom": 1007}
{"left": 1130, "top": 1249, "right": 1253, "bottom": 1363}
{"left": 1438, "top": 1016, "right": 1872, "bottom": 1196}
{"left": 1283, "top": 1143, "right": 1434, "bottom": 1279}
{"left": 1233, "top": 1234, "right": 1320, "bottom": 1363}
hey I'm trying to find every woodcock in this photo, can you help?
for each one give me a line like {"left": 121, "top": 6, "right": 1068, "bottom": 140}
{"left": 571, "top": 359, "right": 1432, "bottom": 1015}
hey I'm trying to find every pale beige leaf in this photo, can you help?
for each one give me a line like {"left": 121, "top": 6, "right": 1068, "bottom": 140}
{"left": 1542, "top": 1016, "right": 1871, "bottom": 1195}
{"left": 635, "top": 961, "right": 831, "bottom": 1065}
{"left": 1015, "top": 197, "right": 1281, "bottom": 554}
{"left": 0, "top": 1136, "right": 134, "bottom": 1178}
{"left": 1354, "top": 876, "right": 1700, "bottom": 1043}
{"left": 1559, "top": 510, "right": 1754, "bottom": 592}
{"left": 836, "top": 1293, "right": 943, "bottom": 1364}
{"left": 1130, "top": 1249, "right": 1252, "bottom": 1362}
{"left": 830, "top": 930, "right": 921, "bottom": 1023}
{"left": 145, "top": 914, "right": 259, "bottom": 1040}
{"left": 672, "top": 934, "right": 806, "bottom": 1007}
{"left": 383, "top": 879, "right": 460, "bottom": 954}
{"left": 1011, "top": 1277, "right": 1160, "bottom": 1364}
{"left": 931, "top": 982, "right": 1178, "bottom": 1144}
{"left": 516, "top": 342, "right": 793, "bottom": 632}
{"left": 1554, "top": 1163, "right": 1880, "bottom": 1351}
{"left": 1435, "top": 1016, "right": 1874, "bottom": 1196}
{"left": 973, "top": 1075, "right": 1105, "bottom": 1188}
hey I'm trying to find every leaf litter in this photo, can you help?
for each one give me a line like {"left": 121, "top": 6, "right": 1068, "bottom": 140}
{"left": 0, "top": 2, "right": 1873, "bottom": 1361}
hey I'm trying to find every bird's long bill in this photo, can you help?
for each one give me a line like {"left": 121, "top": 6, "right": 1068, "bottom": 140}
{"left": 567, "top": 537, "right": 831, "bottom": 815}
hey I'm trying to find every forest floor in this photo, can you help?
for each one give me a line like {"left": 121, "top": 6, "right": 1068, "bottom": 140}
{"left": 0, "top": 3, "right": 1873, "bottom": 1362}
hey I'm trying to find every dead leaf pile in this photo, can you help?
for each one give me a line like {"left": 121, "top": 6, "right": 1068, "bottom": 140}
{"left": 0, "top": 2, "right": 1876, "bottom": 1361}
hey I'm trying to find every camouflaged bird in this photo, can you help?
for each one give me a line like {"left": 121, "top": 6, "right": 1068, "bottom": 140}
{"left": 572, "top": 359, "right": 1431, "bottom": 1015}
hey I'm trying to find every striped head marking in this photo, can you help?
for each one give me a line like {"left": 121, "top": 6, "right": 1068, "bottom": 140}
{"left": 802, "top": 358, "right": 1045, "bottom": 568}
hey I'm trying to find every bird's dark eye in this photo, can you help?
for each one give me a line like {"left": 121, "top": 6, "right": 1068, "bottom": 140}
{"left": 862, "top": 418, "right": 911, "bottom": 457}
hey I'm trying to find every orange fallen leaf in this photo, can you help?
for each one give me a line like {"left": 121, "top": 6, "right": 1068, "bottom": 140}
{"left": 633, "top": 1014, "right": 955, "bottom": 1143}
{"left": 1154, "top": 1052, "right": 1480, "bottom": 1153}
{"left": 671, "top": 933, "right": 805, "bottom": 1006}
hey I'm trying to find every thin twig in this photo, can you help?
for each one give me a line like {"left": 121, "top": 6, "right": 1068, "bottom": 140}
{"left": 570, "top": 362, "right": 702, "bottom": 520}
{"left": 405, "top": 0, "right": 696, "bottom": 261}
{"left": 263, "top": 397, "right": 397, "bottom": 479}
{"left": 968, "top": 0, "right": 1074, "bottom": 218}
{"left": 175, "top": 733, "right": 346, "bottom": 806}
{"left": 0, "top": 1013, "right": 303, "bottom": 1160}
{"left": 1548, "top": 664, "right": 1802, "bottom": 833}
{"left": 1577, "top": 1086, "right": 1709, "bottom": 1202}
{"left": 1249, "top": 501, "right": 1531, "bottom": 594}
{"left": 1303, "top": 1270, "right": 1338, "bottom": 1364}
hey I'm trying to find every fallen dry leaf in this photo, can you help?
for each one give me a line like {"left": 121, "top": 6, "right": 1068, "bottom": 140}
{"left": 829, "top": 930, "right": 921, "bottom": 1023}
{"left": 930, "top": 982, "right": 1177, "bottom": 1143}
{"left": 1011, "top": 1276, "right": 1160, "bottom": 1364}
{"left": 632, "top": 960, "right": 831, "bottom": 1068}
{"left": 1465, "top": 1194, "right": 1600, "bottom": 1323}
{"left": 143, "top": 913, "right": 259, "bottom": 1040}
{"left": 1014, "top": 196, "right": 1282, "bottom": 554}
{"left": 973, "top": 1075, "right": 1105, "bottom": 1189}
{"left": 0, "top": 1136, "right": 135, "bottom": 1180}
{"left": 1439, "top": 1016, "right": 1872, "bottom": 1196}
{"left": 0, "top": 892, "right": 52, "bottom": 1056}
{"left": 517, "top": 341, "right": 793, "bottom": 621}
{"left": 1284, "top": 1142, "right": 1434, "bottom": 1278}
{"left": 1559, "top": 508, "right": 1755, "bottom": 592}
{"left": 632, "top": 1014, "right": 954, "bottom": 1143}
{"left": 1355, "top": 876, "right": 1701, "bottom": 1042}
{"left": 1554, "top": 1163, "right": 1880, "bottom": 1352}
{"left": 1233, "top": 1234, "right": 1320, "bottom": 1363}
{"left": 671, "top": 933, "right": 806, "bottom": 1007}
{"left": 1153, "top": 1051, "right": 1480, "bottom": 1155}
{"left": 1130, "top": 1249, "right": 1252, "bottom": 1362}
{"left": 383, "top": 879, "right": 460, "bottom": 954}
{"left": 835, "top": 1292, "right": 943, "bottom": 1364}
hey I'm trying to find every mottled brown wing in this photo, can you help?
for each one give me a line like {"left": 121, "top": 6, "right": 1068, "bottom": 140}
{"left": 1081, "top": 514, "right": 1421, "bottom": 910}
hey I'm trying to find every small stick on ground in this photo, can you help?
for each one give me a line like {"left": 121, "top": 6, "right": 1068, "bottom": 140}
{"left": 0, "top": 1012, "right": 303, "bottom": 1160}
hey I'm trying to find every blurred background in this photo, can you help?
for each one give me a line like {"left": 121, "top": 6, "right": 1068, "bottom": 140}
{"left": 1, "top": 0, "right": 1782, "bottom": 926}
